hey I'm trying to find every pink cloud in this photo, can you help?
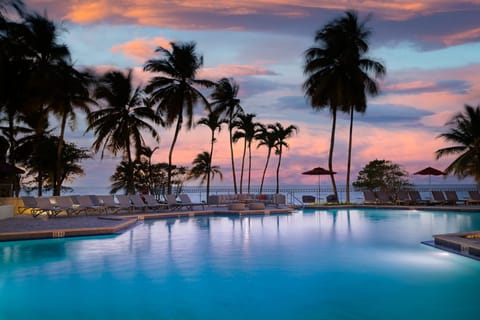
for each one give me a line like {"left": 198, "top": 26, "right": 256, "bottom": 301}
{"left": 428, "top": 27, "right": 480, "bottom": 46}
{"left": 111, "top": 37, "right": 172, "bottom": 63}
{"left": 27, "top": 0, "right": 468, "bottom": 27}
{"left": 199, "top": 64, "right": 277, "bottom": 79}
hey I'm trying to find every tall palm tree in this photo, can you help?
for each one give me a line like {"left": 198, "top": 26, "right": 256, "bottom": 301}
{"left": 304, "top": 11, "right": 385, "bottom": 202}
{"left": 197, "top": 105, "right": 226, "bottom": 200}
{"left": 233, "top": 113, "right": 260, "bottom": 194}
{"left": 86, "top": 69, "right": 161, "bottom": 194}
{"left": 15, "top": 13, "right": 71, "bottom": 195}
{"left": 210, "top": 78, "right": 243, "bottom": 194}
{"left": 49, "top": 63, "right": 94, "bottom": 195}
{"left": 144, "top": 41, "right": 214, "bottom": 194}
{"left": 328, "top": 11, "right": 385, "bottom": 203}
{"left": 189, "top": 151, "right": 223, "bottom": 189}
{"left": 271, "top": 122, "right": 298, "bottom": 194}
{"left": 255, "top": 124, "right": 277, "bottom": 195}
{"left": 435, "top": 104, "right": 480, "bottom": 184}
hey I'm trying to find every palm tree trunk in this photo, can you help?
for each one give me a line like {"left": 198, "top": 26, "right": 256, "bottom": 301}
{"left": 207, "top": 131, "right": 215, "bottom": 200}
{"left": 259, "top": 148, "right": 272, "bottom": 195}
{"left": 7, "top": 113, "right": 16, "bottom": 165}
{"left": 247, "top": 141, "right": 252, "bottom": 194}
{"left": 346, "top": 108, "right": 354, "bottom": 203}
{"left": 229, "top": 123, "right": 238, "bottom": 194}
{"left": 239, "top": 139, "right": 246, "bottom": 194}
{"left": 125, "top": 138, "right": 134, "bottom": 194}
{"left": 168, "top": 114, "right": 183, "bottom": 194}
{"left": 275, "top": 146, "right": 283, "bottom": 194}
{"left": 329, "top": 109, "right": 338, "bottom": 198}
{"left": 54, "top": 114, "right": 67, "bottom": 196}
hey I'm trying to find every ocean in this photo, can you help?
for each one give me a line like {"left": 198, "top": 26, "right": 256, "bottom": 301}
{"left": 21, "top": 184, "right": 479, "bottom": 205}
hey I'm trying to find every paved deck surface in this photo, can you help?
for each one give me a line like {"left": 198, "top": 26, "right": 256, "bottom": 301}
{"left": 0, "top": 205, "right": 294, "bottom": 242}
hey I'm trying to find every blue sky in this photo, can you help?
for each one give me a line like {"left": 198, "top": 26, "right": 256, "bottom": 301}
{"left": 23, "top": 0, "right": 480, "bottom": 189}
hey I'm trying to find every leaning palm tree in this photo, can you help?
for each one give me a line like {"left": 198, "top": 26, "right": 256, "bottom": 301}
{"left": 197, "top": 105, "right": 226, "bottom": 200}
{"left": 189, "top": 151, "right": 223, "bottom": 193}
{"left": 210, "top": 78, "right": 243, "bottom": 194}
{"left": 271, "top": 122, "right": 298, "bottom": 194}
{"left": 255, "top": 124, "right": 277, "bottom": 195}
{"left": 86, "top": 69, "right": 161, "bottom": 194}
{"left": 233, "top": 113, "right": 261, "bottom": 194}
{"left": 435, "top": 104, "right": 480, "bottom": 184}
{"left": 144, "top": 41, "right": 214, "bottom": 194}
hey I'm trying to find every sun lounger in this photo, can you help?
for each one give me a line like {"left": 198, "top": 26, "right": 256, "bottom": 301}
{"left": 71, "top": 195, "right": 107, "bottom": 215}
{"left": 431, "top": 191, "right": 450, "bottom": 205}
{"left": 179, "top": 194, "right": 205, "bottom": 210}
{"left": 138, "top": 194, "right": 168, "bottom": 211}
{"left": 50, "top": 196, "right": 82, "bottom": 215}
{"left": 395, "top": 190, "right": 412, "bottom": 205}
{"left": 34, "top": 197, "right": 68, "bottom": 217}
{"left": 165, "top": 194, "right": 193, "bottom": 211}
{"left": 407, "top": 191, "right": 430, "bottom": 205}
{"left": 95, "top": 195, "right": 122, "bottom": 214}
{"left": 17, "top": 196, "right": 41, "bottom": 215}
{"left": 466, "top": 191, "right": 480, "bottom": 205}
{"left": 444, "top": 191, "right": 464, "bottom": 205}
{"left": 116, "top": 195, "right": 134, "bottom": 213}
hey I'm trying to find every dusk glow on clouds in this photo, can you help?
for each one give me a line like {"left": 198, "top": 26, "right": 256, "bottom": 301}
{"left": 24, "top": 0, "right": 480, "bottom": 189}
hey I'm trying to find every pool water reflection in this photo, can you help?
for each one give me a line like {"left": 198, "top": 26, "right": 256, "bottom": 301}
{"left": 1, "top": 208, "right": 480, "bottom": 319}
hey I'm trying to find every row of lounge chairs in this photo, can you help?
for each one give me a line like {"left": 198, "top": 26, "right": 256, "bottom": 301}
{"left": 363, "top": 190, "right": 480, "bottom": 206}
{"left": 18, "top": 194, "right": 205, "bottom": 218}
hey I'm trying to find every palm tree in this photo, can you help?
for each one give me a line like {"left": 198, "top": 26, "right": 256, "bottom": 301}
{"left": 0, "top": 0, "right": 24, "bottom": 21}
{"left": 233, "top": 113, "right": 261, "bottom": 194}
{"left": 11, "top": 13, "right": 71, "bottom": 193}
{"left": 435, "top": 104, "right": 480, "bottom": 184}
{"left": 328, "top": 11, "right": 385, "bottom": 203}
{"left": 255, "top": 124, "right": 277, "bottom": 195}
{"left": 197, "top": 105, "right": 226, "bottom": 200}
{"left": 271, "top": 122, "right": 298, "bottom": 194}
{"left": 210, "top": 78, "right": 243, "bottom": 194}
{"left": 144, "top": 41, "right": 214, "bottom": 194}
{"left": 49, "top": 63, "right": 94, "bottom": 195}
{"left": 86, "top": 69, "right": 161, "bottom": 194}
{"left": 189, "top": 151, "right": 223, "bottom": 190}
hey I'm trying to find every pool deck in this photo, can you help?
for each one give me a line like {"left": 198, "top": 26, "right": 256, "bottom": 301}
{"left": 0, "top": 205, "right": 293, "bottom": 242}
{"left": 2, "top": 203, "right": 480, "bottom": 252}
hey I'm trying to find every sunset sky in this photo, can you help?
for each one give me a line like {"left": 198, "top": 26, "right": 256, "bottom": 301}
{"left": 24, "top": 0, "right": 480, "bottom": 189}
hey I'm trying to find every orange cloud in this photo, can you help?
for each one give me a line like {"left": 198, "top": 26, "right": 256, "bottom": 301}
{"left": 42, "top": 0, "right": 464, "bottom": 28}
{"left": 66, "top": 1, "right": 113, "bottom": 23}
{"left": 200, "top": 64, "right": 276, "bottom": 79}
{"left": 439, "top": 27, "right": 480, "bottom": 46}
{"left": 111, "top": 37, "right": 172, "bottom": 63}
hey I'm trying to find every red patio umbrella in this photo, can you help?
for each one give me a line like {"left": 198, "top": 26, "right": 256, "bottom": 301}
{"left": 302, "top": 167, "right": 336, "bottom": 202}
{"left": 414, "top": 166, "right": 445, "bottom": 186}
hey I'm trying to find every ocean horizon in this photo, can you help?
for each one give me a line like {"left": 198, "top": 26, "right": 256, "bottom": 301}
{"left": 20, "top": 183, "right": 479, "bottom": 204}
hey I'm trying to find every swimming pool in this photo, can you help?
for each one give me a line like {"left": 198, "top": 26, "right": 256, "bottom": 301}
{"left": 1, "top": 208, "right": 479, "bottom": 319}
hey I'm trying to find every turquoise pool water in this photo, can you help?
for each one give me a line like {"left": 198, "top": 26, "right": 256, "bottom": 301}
{"left": 1, "top": 208, "right": 480, "bottom": 319}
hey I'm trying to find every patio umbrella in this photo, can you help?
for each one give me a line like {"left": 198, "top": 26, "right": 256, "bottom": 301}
{"left": 302, "top": 167, "right": 336, "bottom": 202}
{"left": 414, "top": 166, "right": 445, "bottom": 186}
